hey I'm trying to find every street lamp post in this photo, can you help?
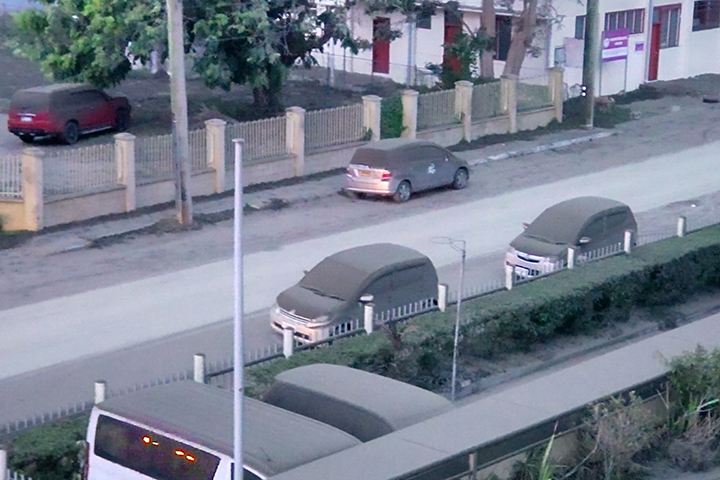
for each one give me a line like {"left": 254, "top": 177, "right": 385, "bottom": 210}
{"left": 233, "top": 139, "right": 245, "bottom": 480}
{"left": 431, "top": 237, "right": 466, "bottom": 402}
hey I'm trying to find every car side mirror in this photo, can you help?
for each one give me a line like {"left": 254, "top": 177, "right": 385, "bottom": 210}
{"left": 578, "top": 237, "right": 591, "bottom": 245}
{"left": 522, "top": 222, "right": 530, "bottom": 230}
{"left": 303, "top": 270, "right": 309, "bottom": 275}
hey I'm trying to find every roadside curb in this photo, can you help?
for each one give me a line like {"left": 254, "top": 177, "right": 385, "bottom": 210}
{"left": 468, "top": 131, "right": 618, "bottom": 166}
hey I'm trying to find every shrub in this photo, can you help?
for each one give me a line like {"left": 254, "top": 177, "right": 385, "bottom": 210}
{"left": 380, "top": 95, "right": 404, "bottom": 139}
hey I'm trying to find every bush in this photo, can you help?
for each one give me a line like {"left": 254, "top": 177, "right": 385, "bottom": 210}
{"left": 380, "top": 95, "right": 404, "bottom": 139}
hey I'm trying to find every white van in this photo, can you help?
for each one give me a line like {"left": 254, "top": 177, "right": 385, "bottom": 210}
{"left": 85, "top": 381, "right": 361, "bottom": 480}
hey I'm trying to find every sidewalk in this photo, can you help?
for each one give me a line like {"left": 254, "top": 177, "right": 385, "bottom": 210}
{"left": 21, "top": 128, "right": 615, "bottom": 256}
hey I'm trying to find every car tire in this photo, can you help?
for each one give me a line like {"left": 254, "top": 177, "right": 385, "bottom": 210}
{"left": 61, "top": 121, "right": 79, "bottom": 145}
{"left": 115, "top": 109, "right": 130, "bottom": 131}
{"left": 348, "top": 191, "right": 367, "bottom": 200}
{"left": 18, "top": 134, "right": 33, "bottom": 144}
{"left": 393, "top": 181, "right": 412, "bottom": 203}
{"left": 451, "top": 168, "right": 469, "bottom": 190}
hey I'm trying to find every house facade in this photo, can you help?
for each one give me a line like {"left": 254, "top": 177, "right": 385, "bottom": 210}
{"left": 318, "top": 0, "right": 720, "bottom": 95}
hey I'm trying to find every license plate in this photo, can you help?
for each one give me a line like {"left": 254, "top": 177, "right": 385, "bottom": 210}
{"left": 359, "top": 170, "right": 371, "bottom": 177}
{"left": 514, "top": 266, "right": 530, "bottom": 277}
{"left": 21, "top": 116, "right": 32, "bottom": 122}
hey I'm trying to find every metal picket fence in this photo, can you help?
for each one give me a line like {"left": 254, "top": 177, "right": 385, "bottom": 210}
{"left": 472, "top": 82, "right": 502, "bottom": 120}
{"left": 417, "top": 89, "right": 457, "bottom": 130}
{"left": 135, "top": 133, "right": 174, "bottom": 181}
{"left": 7, "top": 470, "right": 34, "bottom": 480}
{"left": 42, "top": 144, "right": 116, "bottom": 198}
{"left": 189, "top": 128, "right": 207, "bottom": 171}
{"left": 0, "top": 153, "right": 22, "bottom": 199}
{"left": 517, "top": 75, "right": 553, "bottom": 112}
{"left": 225, "top": 116, "right": 288, "bottom": 168}
{"left": 305, "top": 104, "right": 365, "bottom": 153}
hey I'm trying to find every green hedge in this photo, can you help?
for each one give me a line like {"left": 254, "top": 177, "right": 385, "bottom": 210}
{"left": 247, "top": 225, "right": 720, "bottom": 395}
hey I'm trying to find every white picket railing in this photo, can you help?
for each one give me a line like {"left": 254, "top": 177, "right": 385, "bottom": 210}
{"left": 305, "top": 104, "right": 365, "bottom": 152}
{"left": 135, "top": 133, "right": 174, "bottom": 181}
{"left": 189, "top": 128, "right": 207, "bottom": 171}
{"left": 417, "top": 89, "right": 457, "bottom": 130}
{"left": 225, "top": 116, "right": 287, "bottom": 167}
{"left": 43, "top": 144, "right": 116, "bottom": 198}
{"left": 472, "top": 82, "right": 502, "bottom": 120}
{"left": 7, "top": 470, "right": 34, "bottom": 480}
{"left": 517, "top": 75, "right": 553, "bottom": 112}
{"left": 0, "top": 153, "right": 22, "bottom": 199}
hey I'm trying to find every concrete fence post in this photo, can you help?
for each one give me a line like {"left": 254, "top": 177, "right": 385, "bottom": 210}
{"left": 501, "top": 75, "right": 518, "bottom": 134}
{"left": 285, "top": 106, "right": 306, "bottom": 177}
{"left": 549, "top": 67, "right": 565, "bottom": 123}
{"left": 21, "top": 147, "right": 44, "bottom": 231}
{"left": 401, "top": 89, "right": 419, "bottom": 139}
{"left": 205, "top": 119, "right": 227, "bottom": 193}
{"left": 193, "top": 353, "right": 206, "bottom": 383}
{"left": 454, "top": 80, "right": 473, "bottom": 141}
{"left": 283, "top": 327, "right": 294, "bottom": 358}
{"left": 94, "top": 381, "right": 107, "bottom": 404}
{"left": 364, "top": 303, "right": 375, "bottom": 334}
{"left": 624, "top": 230, "right": 633, "bottom": 254}
{"left": 677, "top": 216, "right": 687, "bottom": 237}
{"left": 114, "top": 133, "right": 136, "bottom": 212}
{"left": 504, "top": 265, "right": 514, "bottom": 290}
{"left": 362, "top": 95, "right": 382, "bottom": 141}
{"left": 0, "top": 448, "right": 6, "bottom": 480}
{"left": 438, "top": 283, "right": 448, "bottom": 312}
{"left": 567, "top": 247, "right": 576, "bottom": 269}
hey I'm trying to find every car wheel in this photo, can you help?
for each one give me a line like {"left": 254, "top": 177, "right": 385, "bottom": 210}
{"left": 18, "top": 134, "right": 33, "bottom": 144}
{"left": 393, "top": 181, "right": 412, "bottom": 203}
{"left": 452, "top": 168, "right": 469, "bottom": 190}
{"left": 115, "top": 109, "right": 130, "bottom": 132}
{"left": 61, "top": 121, "right": 79, "bottom": 145}
{"left": 348, "top": 191, "right": 367, "bottom": 200}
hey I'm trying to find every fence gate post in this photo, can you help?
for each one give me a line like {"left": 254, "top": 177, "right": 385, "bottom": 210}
{"left": 362, "top": 95, "right": 382, "bottom": 141}
{"left": 438, "top": 283, "right": 448, "bottom": 312}
{"left": 504, "top": 265, "right": 514, "bottom": 290}
{"left": 567, "top": 247, "right": 576, "bottom": 269}
{"left": 94, "top": 381, "right": 107, "bottom": 404}
{"left": 677, "top": 216, "right": 687, "bottom": 237}
{"left": 285, "top": 107, "right": 306, "bottom": 177}
{"left": 193, "top": 353, "right": 206, "bottom": 383}
{"left": 454, "top": 80, "right": 473, "bottom": 141}
{"left": 21, "top": 148, "right": 44, "bottom": 231}
{"left": 401, "top": 89, "right": 419, "bottom": 139}
{"left": 283, "top": 327, "right": 294, "bottom": 358}
{"left": 205, "top": 119, "right": 227, "bottom": 193}
{"left": 363, "top": 303, "right": 375, "bottom": 334}
{"left": 0, "top": 448, "right": 6, "bottom": 480}
{"left": 114, "top": 133, "right": 136, "bottom": 212}
{"left": 624, "top": 230, "right": 633, "bottom": 253}
{"left": 500, "top": 75, "right": 518, "bottom": 134}
{"left": 549, "top": 67, "right": 565, "bottom": 123}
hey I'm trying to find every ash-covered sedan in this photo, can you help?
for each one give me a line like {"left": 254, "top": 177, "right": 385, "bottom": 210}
{"left": 344, "top": 139, "right": 469, "bottom": 203}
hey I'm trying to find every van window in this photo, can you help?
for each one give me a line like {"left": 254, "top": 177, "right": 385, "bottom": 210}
{"left": 231, "top": 463, "right": 263, "bottom": 480}
{"left": 604, "top": 212, "right": 628, "bottom": 232}
{"left": 11, "top": 92, "right": 49, "bottom": 111}
{"left": 94, "top": 415, "right": 220, "bottom": 480}
{"left": 581, "top": 218, "right": 604, "bottom": 240}
{"left": 391, "top": 265, "right": 425, "bottom": 288}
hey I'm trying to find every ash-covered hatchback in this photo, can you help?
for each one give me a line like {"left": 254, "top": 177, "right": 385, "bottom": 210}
{"left": 344, "top": 139, "right": 469, "bottom": 203}
{"left": 505, "top": 196, "right": 637, "bottom": 278}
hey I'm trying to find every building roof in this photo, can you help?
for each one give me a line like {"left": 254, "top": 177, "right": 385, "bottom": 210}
{"left": 96, "top": 381, "right": 361, "bottom": 477}
{"left": 265, "top": 364, "right": 455, "bottom": 441}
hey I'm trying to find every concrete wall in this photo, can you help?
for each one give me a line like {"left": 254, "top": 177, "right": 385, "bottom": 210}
{"left": 304, "top": 142, "right": 368, "bottom": 176}
{"left": 0, "top": 199, "right": 25, "bottom": 231}
{"left": 44, "top": 189, "right": 127, "bottom": 228}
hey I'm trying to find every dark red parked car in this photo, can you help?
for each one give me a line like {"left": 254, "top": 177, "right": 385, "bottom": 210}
{"left": 7, "top": 83, "right": 131, "bottom": 145}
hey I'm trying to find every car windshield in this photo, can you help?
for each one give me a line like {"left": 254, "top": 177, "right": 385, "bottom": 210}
{"left": 299, "top": 259, "right": 367, "bottom": 301}
{"left": 524, "top": 210, "right": 583, "bottom": 245}
{"left": 11, "top": 92, "right": 49, "bottom": 111}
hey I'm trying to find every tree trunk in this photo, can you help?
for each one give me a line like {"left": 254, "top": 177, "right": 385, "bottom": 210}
{"left": 252, "top": 64, "right": 286, "bottom": 112}
{"left": 480, "top": 0, "right": 496, "bottom": 78}
{"left": 501, "top": 0, "right": 539, "bottom": 77}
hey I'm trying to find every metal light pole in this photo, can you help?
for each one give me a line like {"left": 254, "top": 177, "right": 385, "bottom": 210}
{"left": 431, "top": 237, "right": 466, "bottom": 402}
{"left": 233, "top": 139, "right": 245, "bottom": 480}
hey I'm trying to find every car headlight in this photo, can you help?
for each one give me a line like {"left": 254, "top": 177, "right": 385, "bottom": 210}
{"left": 272, "top": 302, "right": 281, "bottom": 314}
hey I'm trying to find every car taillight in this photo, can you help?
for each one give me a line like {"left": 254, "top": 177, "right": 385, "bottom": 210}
{"left": 381, "top": 170, "right": 392, "bottom": 180}
{"left": 346, "top": 167, "right": 352, "bottom": 175}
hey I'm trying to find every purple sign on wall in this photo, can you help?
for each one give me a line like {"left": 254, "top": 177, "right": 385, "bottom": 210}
{"left": 602, "top": 28, "right": 629, "bottom": 62}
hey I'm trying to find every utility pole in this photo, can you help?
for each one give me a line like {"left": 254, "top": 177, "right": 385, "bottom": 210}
{"left": 582, "top": 0, "right": 600, "bottom": 129}
{"left": 166, "top": 0, "right": 193, "bottom": 224}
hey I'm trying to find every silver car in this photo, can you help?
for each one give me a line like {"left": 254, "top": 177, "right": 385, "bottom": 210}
{"left": 505, "top": 197, "right": 638, "bottom": 277}
{"left": 344, "top": 139, "right": 470, "bottom": 203}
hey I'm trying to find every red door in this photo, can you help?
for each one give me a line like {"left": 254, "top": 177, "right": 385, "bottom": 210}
{"left": 648, "top": 17, "right": 661, "bottom": 81}
{"left": 372, "top": 17, "right": 390, "bottom": 74}
{"left": 443, "top": 24, "right": 462, "bottom": 73}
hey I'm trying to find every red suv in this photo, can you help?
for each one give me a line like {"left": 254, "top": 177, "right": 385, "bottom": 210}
{"left": 7, "top": 83, "right": 131, "bottom": 145}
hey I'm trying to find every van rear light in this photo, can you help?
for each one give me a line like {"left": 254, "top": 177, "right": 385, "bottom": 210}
{"left": 381, "top": 170, "right": 392, "bottom": 180}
